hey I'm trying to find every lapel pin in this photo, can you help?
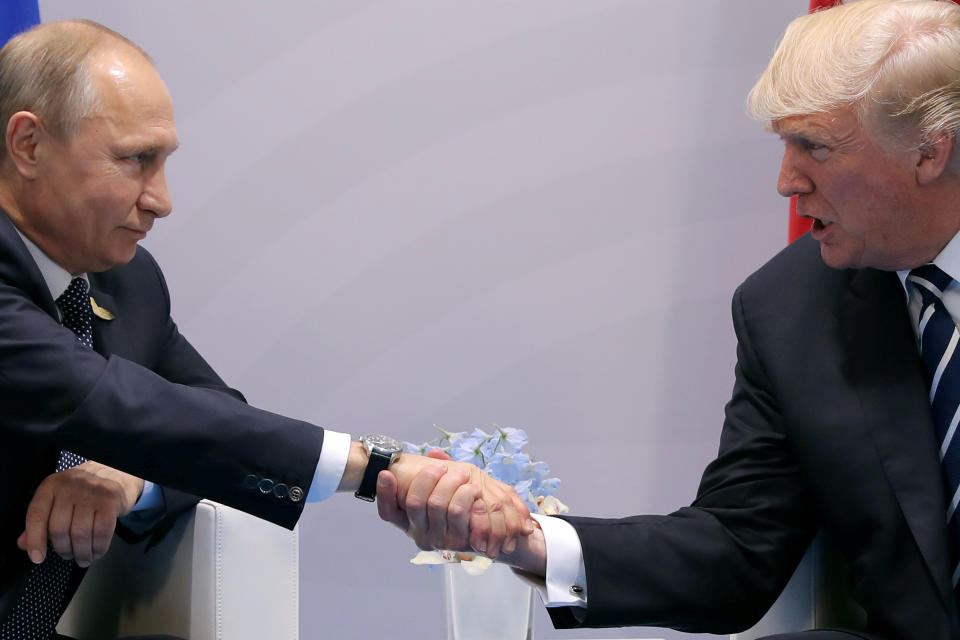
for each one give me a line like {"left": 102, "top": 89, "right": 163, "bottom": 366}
{"left": 89, "top": 296, "right": 115, "bottom": 321}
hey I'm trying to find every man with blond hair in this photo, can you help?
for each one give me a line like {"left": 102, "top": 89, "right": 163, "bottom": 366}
{"left": 383, "top": 1, "right": 960, "bottom": 638}
{"left": 0, "top": 19, "right": 532, "bottom": 640}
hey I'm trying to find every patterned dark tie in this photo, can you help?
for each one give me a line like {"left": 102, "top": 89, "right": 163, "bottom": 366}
{"left": 908, "top": 264, "right": 960, "bottom": 592}
{"left": 0, "top": 277, "right": 91, "bottom": 639}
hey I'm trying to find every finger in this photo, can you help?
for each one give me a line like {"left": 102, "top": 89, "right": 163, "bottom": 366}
{"left": 445, "top": 482, "right": 481, "bottom": 550}
{"left": 47, "top": 498, "right": 75, "bottom": 561}
{"left": 69, "top": 504, "right": 95, "bottom": 567}
{"left": 376, "top": 471, "right": 409, "bottom": 532}
{"left": 22, "top": 487, "right": 55, "bottom": 564}
{"left": 426, "top": 449, "right": 453, "bottom": 461}
{"left": 425, "top": 468, "right": 471, "bottom": 550}
{"left": 493, "top": 479, "right": 524, "bottom": 554}
{"left": 404, "top": 463, "right": 448, "bottom": 549}
{"left": 90, "top": 510, "right": 117, "bottom": 562}
{"left": 468, "top": 498, "right": 492, "bottom": 555}
{"left": 481, "top": 484, "right": 507, "bottom": 558}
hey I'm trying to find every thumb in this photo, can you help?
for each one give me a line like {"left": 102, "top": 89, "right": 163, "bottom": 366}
{"left": 426, "top": 449, "right": 453, "bottom": 461}
{"left": 376, "top": 470, "right": 409, "bottom": 532}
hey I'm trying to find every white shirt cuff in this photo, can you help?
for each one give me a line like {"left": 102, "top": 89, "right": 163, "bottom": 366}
{"left": 306, "top": 429, "right": 352, "bottom": 502}
{"left": 530, "top": 514, "right": 587, "bottom": 608}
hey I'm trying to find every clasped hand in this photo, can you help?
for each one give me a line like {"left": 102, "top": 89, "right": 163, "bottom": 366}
{"left": 378, "top": 450, "right": 535, "bottom": 558}
{"left": 18, "top": 461, "right": 144, "bottom": 567}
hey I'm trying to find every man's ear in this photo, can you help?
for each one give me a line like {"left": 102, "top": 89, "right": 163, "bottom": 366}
{"left": 916, "top": 132, "right": 955, "bottom": 185}
{"left": 5, "top": 111, "right": 43, "bottom": 180}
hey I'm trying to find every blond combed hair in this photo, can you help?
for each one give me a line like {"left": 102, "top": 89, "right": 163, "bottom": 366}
{"left": 747, "top": 0, "right": 960, "bottom": 150}
{"left": 0, "top": 20, "right": 150, "bottom": 158}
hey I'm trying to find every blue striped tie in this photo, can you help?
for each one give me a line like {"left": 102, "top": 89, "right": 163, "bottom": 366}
{"left": 0, "top": 277, "right": 91, "bottom": 639}
{"left": 908, "top": 264, "right": 960, "bottom": 591}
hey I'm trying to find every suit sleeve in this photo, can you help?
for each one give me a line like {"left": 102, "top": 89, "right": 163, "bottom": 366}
{"left": 0, "top": 269, "right": 323, "bottom": 531}
{"left": 111, "top": 251, "right": 249, "bottom": 541}
{"left": 548, "top": 284, "right": 819, "bottom": 633}
{"left": 114, "top": 314, "right": 242, "bottom": 543}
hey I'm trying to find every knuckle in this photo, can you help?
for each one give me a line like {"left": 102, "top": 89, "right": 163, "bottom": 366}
{"left": 426, "top": 496, "right": 447, "bottom": 511}
{"left": 92, "top": 521, "right": 114, "bottom": 539}
{"left": 70, "top": 523, "right": 89, "bottom": 540}
{"left": 48, "top": 521, "right": 69, "bottom": 539}
{"left": 406, "top": 496, "right": 426, "bottom": 512}
{"left": 469, "top": 517, "right": 490, "bottom": 536}
{"left": 92, "top": 538, "right": 111, "bottom": 557}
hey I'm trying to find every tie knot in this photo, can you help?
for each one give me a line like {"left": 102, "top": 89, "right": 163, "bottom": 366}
{"left": 909, "top": 264, "right": 954, "bottom": 300}
{"left": 56, "top": 277, "right": 89, "bottom": 309}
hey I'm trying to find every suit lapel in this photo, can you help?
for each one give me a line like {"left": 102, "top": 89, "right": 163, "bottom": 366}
{"left": 86, "top": 284, "right": 132, "bottom": 359}
{"left": 841, "top": 267, "right": 953, "bottom": 609}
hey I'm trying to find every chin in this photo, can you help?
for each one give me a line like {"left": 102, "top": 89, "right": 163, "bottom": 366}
{"left": 100, "top": 247, "right": 139, "bottom": 271}
{"left": 818, "top": 246, "right": 859, "bottom": 270}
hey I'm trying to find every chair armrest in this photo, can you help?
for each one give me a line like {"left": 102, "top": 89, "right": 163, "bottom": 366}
{"left": 730, "top": 533, "right": 865, "bottom": 640}
{"left": 57, "top": 499, "right": 299, "bottom": 640}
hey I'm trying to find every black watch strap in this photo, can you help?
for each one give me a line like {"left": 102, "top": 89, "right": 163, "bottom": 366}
{"left": 355, "top": 449, "right": 393, "bottom": 501}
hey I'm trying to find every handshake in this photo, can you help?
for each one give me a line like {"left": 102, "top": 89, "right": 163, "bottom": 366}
{"left": 16, "top": 435, "right": 548, "bottom": 579}
{"left": 346, "top": 438, "right": 549, "bottom": 577}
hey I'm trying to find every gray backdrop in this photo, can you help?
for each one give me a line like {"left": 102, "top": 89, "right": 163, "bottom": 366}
{"left": 38, "top": 2, "right": 806, "bottom": 638}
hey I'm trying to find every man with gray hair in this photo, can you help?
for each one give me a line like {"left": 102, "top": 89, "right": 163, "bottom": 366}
{"left": 382, "top": 1, "right": 960, "bottom": 638}
{"left": 0, "top": 18, "right": 532, "bottom": 640}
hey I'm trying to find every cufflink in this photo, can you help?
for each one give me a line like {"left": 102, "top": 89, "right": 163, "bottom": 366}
{"left": 569, "top": 585, "right": 584, "bottom": 595}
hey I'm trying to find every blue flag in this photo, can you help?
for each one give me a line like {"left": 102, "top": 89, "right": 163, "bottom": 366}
{"left": 0, "top": 0, "right": 39, "bottom": 48}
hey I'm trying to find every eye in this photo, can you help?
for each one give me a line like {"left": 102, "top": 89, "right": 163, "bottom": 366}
{"left": 800, "top": 139, "right": 830, "bottom": 162}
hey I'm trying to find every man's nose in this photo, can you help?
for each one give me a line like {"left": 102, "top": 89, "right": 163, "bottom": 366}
{"left": 140, "top": 167, "right": 172, "bottom": 218}
{"left": 776, "top": 147, "right": 813, "bottom": 198}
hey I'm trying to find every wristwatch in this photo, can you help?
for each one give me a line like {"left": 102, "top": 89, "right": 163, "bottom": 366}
{"left": 355, "top": 434, "right": 404, "bottom": 501}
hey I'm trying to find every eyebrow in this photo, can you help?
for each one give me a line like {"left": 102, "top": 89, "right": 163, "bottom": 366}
{"left": 117, "top": 141, "right": 179, "bottom": 157}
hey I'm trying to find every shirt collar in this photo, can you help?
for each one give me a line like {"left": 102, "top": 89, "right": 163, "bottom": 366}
{"left": 896, "top": 231, "right": 960, "bottom": 297}
{"left": 11, "top": 225, "right": 87, "bottom": 301}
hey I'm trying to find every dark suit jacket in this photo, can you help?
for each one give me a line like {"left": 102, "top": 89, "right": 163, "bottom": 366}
{"left": 550, "top": 235, "right": 959, "bottom": 640}
{"left": 0, "top": 211, "right": 325, "bottom": 619}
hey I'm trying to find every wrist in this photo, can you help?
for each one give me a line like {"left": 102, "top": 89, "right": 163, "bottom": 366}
{"left": 349, "top": 434, "right": 404, "bottom": 501}
{"left": 337, "top": 441, "right": 369, "bottom": 492}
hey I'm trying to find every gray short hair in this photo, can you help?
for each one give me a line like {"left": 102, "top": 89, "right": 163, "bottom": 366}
{"left": 0, "top": 20, "right": 151, "bottom": 158}
{"left": 747, "top": 0, "right": 960, "bottom": 153}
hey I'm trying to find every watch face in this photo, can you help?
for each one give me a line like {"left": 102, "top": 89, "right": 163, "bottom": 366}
{"left": 362, "top": 434, "right": 403, "bottom": 454}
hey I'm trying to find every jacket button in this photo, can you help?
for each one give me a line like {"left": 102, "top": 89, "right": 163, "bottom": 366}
{"left": 257, "top": 478, "right": 275, "bottom": 494}
{"left": 243, "top": 474, "right": 259, "bottom": 489}
{"left": 273, "top": 483, "right": 289, "bottom": 499}
{"left": 289, "top": 486, "right": 304, "bottom": 502}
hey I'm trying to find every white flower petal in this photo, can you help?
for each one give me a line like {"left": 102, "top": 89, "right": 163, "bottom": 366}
{"left": 460, "top": 556, "right": 494, "bottom": 575}
{"left": 410, "top": 551, "right": 450, "bottom": 565}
